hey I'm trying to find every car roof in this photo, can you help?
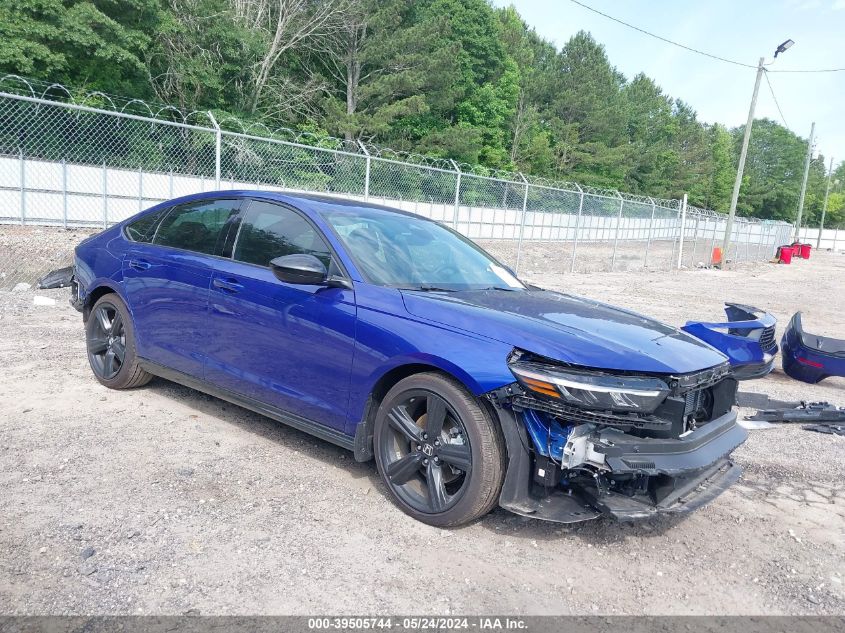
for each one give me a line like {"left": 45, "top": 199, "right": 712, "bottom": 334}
{"left": 166, "top": 189, "right": 429, "bottom": 222}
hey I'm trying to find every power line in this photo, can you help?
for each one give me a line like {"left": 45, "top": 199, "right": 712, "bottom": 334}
{"left": 763, "top": 71, "right": 790, "bottom": 129}
{"left": 567, "top": 0, "right": 756, "bottom": 68}
{"left": 568, "top": 0, "right": 845, "bottom": 73}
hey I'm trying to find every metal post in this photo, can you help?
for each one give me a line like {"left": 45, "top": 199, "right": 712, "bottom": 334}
{"left": 723, "top": 57, "right": 765, "bottom": 264}
{"left": 756, "top": 222, "right": 764, "bottom": 260}
{"left": 169, "top": 169, "right": 174, "bottom": 198}
{"left": 834, "top": 228, "right": 839, "bottom": 251}
{"left": 102, "top": 162, "right": 108, "bottom": 228}
{"left": 208, "top": 111, "right": 222, "bottom": 190}
{"left": 643, "top": 197, "right": 656, "bottom": 269}
{"left": 357, "top": 140, "right": 371, "bottom": 200}
{"left": 450, "top": 160, "right": 462, "bottom": 230}
{"left": 19, "top": 149, "right": 25, "bottom": 225}
{"left": 61, "top": 159, "right": 68, "bottom": 228}
{"left": 818, "top": 156, "right": 834, "bottom": 248}
{"left": 570, "top": 184, "right": 584, "bottom": 273}
{"left": 514, "top": 173, "right": 529, "bottom": 275}
{"left": 610, "top": 192, "right": 624, "bottom": 271}
{"left": 138, "top": 166, "right": 144, "bottom": 212}
{"left": 691, "top": 213, "right": 701, "bottom": 267}
{"left": 794, "top": 122, "right": 815, "bottom": 239}
{"left": 676, "top": 194, "right": 688, "bottom": 269}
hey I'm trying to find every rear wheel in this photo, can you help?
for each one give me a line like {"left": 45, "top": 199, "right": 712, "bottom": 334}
{"left": 374, "top": 372, "right": 505, "bottom": 527}
{"left": 86, "top": 294, "right": 152, "bottom": 389}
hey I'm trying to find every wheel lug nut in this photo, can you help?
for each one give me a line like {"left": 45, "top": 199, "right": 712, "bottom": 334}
{"left": 422, "top": 433, "right": 428, "bottom": 440}
{"left": 416, "top": 444, "right": 422, "bottom": 451}
{"left": 423, "top": 458, "right": 429, "bottom": 466}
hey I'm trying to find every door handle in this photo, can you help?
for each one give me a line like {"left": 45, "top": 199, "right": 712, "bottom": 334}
{"left": 128, "top": 258, "right": 151, "bottom": 271}
{"left": 212, "top": 278, "right": 244, "bottom": 293}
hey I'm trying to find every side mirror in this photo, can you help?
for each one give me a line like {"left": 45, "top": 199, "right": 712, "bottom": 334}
{"left": 269, "top": 254, "right": 328, "bottom": 285}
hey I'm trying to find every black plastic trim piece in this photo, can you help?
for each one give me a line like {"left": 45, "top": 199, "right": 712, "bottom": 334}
{"left": 138, "top": 359, "right": 356, "bottom": 452}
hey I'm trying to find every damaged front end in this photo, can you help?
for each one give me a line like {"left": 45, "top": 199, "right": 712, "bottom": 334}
{"left": 486, "top": 351, "right": 746, "bottom": 523}
{"left": 681, "top": 303, "right": 778, "bottom": 380}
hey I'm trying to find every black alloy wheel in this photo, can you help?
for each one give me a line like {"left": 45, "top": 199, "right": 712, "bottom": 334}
{"left": 379, "top": 389, "right": 472, "bottom": 514}
{"left": 374, "top": 372, "right": 505, "bottom": 526}
{"left": 88, "top": 302, "right": 126, "bottom": 380}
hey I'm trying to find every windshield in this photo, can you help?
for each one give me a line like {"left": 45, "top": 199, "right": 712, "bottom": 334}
{"left": 320, "top": 205, "right": 525, "bottom": 291}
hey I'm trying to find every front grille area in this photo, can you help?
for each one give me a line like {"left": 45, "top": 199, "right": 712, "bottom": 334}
{"left": 758, "top": 326, "right": 776, "bottom": 351}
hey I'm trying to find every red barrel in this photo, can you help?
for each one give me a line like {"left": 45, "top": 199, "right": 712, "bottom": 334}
{"left": 800, "top": 243, "right": 812, "bottom": 259}
{"left": 779, "top": 246, "right": 793, "bottom": 264}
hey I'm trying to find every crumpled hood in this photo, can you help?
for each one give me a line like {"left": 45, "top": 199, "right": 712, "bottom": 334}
{"left": 400, "top": 288, "right": 728, "bottom": 375}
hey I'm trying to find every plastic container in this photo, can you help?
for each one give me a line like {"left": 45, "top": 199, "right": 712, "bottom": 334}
{"left": 779, "top": 246, "right": 793, "bottom": 264}
{"left": 800, "top": 243, "right": 812, "bottom": 259}
{"left": 711, "top": 247, "right": 723, "bottom": 266}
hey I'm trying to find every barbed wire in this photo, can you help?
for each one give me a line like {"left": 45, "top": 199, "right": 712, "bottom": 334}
{"left": 0, "top": 73, "right": 790, "bottom": 224}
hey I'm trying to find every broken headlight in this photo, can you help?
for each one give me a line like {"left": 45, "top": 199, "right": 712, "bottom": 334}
{"left": 508, "top": 358, "right": 670, "bottom": 414}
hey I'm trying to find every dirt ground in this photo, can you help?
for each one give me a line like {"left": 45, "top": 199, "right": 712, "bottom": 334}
{"left": 0, "top": 239, "right": 843, "bottom": 616}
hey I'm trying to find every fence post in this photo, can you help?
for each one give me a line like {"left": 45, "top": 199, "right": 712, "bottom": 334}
{"left": 138, "top": 166, "right": 144, "bottom": 213}
{"left": 610, "top": 192, "right": 624, "bottom": 271}
{"left": 676, "top": 194, "right": 688, "bottom": 270}
{"left": 515, "top": 173, "right": 529, "bottom": 275}
{"left": 691, "top": 212, "right": 700, "bottom": 267}
{"left": 450, "top": 159, "right": 462, "bottom": 230}
{"left": 102, "top": 161, "right": 108, "bottom": 228}
{"left": 208, "top": 111, "right": 221, "bottom": 190}
{"left": 834, "top": 228, "right": 839, "bottom": 251}
{"left": 62, "top": 159, "right": 68, "bottom": 229}
{"left": 570, "top": 183, "right": 584, "bottom": 273}
{"left": 19, "top": 149, "right": 25, "bottom": 225}
{"left": 643, "top": 197, "right": 656, "bottom": 269}
{"left": 169, "top": 169, "right": 174, "bottom": 198}
{"left": 357, "top": 140, "right": 371, "bottom": 200}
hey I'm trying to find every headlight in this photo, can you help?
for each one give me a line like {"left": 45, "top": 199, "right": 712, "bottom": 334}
{"left": 509, "top": 359, "right": 669, "bottom": 413}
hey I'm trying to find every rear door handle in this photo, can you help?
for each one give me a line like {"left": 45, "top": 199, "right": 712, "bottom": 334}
{"left": 212, "top": 278, "right": 243, "bottom": 293}
{"left": 128, "top": 258, "right": 151, "bottom": 271}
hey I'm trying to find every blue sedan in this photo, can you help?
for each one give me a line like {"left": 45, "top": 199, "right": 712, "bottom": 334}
{"left": 71, "top": 191, "right": 746, "bottom": 526}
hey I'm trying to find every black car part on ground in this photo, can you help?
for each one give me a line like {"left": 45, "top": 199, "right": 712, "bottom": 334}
{"left": 37, "top": 266, "right": 74, "bottom": 289}
{"left": 487, "top": 361, "right": 745, "bottom": 522}
{"left": 802, "top": 424, "right": 845, "bottom": 436}
{"left": 746, "top": 401, "right": 845, "bottom": 423}
{"left": 736, "top": 391, "right": 803, "bottom": 409}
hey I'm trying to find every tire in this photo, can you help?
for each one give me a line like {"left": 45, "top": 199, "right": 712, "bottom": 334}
{"left": 373, "top": 372, "right": 505, "bottom": 527}
{"left": 85, "top": 293, "right": 152, "bottom": 389}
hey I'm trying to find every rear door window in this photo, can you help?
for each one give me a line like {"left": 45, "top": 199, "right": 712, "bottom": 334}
{"left": 233, "top": 200, "right": 332, "bottom": 269}
{"left": 153, "top": 199, "right": 241, "bottom": 256}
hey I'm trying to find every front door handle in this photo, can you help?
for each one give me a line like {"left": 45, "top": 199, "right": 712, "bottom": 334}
{"left": 128, "top": 258, "right": 151, "bottom": 271}
{"left": 212, "top": 278, "right": 244, "bottom": 293}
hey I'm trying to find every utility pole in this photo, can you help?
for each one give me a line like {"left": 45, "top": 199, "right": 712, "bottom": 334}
{"left": 722, "top": 57, "right": 765, "bottom": 264}
{"left": 817, "top": 156, "right": 834, "bottom": 248}
{"left": 794, "top": 121, "right": 815, "bottom": 240}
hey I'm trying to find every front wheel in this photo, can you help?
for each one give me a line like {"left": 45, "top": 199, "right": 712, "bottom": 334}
{"left": 373, "top": 372, "right": 505, "bottom": 527}
{"left": 85, "top": 294, "right": 152, "bottom": 389}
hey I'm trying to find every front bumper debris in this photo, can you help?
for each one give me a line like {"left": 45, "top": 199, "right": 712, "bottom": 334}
{"left": 682, "top": 303, "right": 778, "bottom": 381}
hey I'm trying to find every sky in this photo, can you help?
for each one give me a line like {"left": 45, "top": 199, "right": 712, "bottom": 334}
{"left": 491, "top": 0, "right": 845, "bottom": 169}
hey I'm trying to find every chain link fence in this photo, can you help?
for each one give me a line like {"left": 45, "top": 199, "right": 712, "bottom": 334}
{"left": 0, "top": 76, "right": 793, "bottom": 290}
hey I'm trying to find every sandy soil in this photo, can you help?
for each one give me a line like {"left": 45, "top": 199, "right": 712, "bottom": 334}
{"left": 0, "top": 240, "right": 843, "bottom": 616}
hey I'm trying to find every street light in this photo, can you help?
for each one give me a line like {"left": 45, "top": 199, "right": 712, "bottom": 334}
{"left": 721, "top": 39, "right": 794, "bottom": 266}
{"left": 774, "top": 39, "right": 794, "bottom": 58}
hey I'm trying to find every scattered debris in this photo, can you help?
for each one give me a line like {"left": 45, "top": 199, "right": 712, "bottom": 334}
{"left": 33, "top": 295, "right": 56, "bottom": 306}
{"left": 683, "top": 303, "right": 777, "bottom": 380}
{"left": 781, "top": 312, "right": 845, "bottom": 384}
{"left": 36, "top": 266, "right": 74, "bottom": 289}
{"left": 12, "top": 282, "right": 31, "bottom": 292}
{"left": 746, "top": 402, "right": 845, "bottom": 423}
{"left": 736, "top": 391, "right": 800, "bottom": 409}
{"left": 80, "top": 546, "right": 95, "bottom": 560}
{"left": 802, "top": 424, "right": 845, "bottom": 437}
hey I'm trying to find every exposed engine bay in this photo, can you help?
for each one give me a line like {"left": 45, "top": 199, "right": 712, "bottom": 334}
{"left": 486, "top": 350, "right": 747, "bottom": 522}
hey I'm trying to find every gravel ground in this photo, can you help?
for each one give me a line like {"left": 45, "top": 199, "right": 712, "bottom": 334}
{"left": 0, "top": 235, "right": 843, "bottom": 616}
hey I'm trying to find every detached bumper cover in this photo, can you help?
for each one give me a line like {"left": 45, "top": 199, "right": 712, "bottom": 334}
{"left": 682, "top": 303, "right": 778, "bottom": 380}
{"left": 781, "top": 312, "right": 845, "bottom": 384}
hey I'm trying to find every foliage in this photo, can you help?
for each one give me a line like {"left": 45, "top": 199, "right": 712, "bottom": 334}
{"left": 0, "top": 0, "right": 837, "bottom": 220}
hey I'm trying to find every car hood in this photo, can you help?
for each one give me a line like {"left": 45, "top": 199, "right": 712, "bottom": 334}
{"left": 400, "top": 288, "right": 728, "bottom": 375}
